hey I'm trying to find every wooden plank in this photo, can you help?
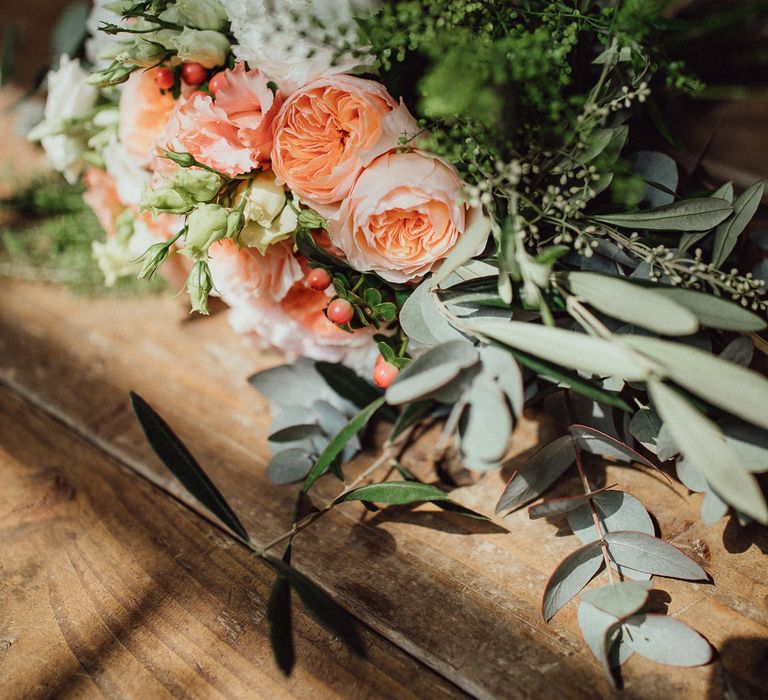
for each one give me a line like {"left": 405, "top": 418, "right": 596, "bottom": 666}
{"left": 0, "top": 385, "right": 465, "bottom": 699}
{"left": 1, "top": 278, "right": 766, "bottom": 698}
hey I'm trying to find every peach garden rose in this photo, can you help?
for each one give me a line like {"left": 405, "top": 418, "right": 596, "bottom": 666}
{"left": 328, "top": 150, "right": 482, "bottom": 284}
{"left": 270, "top": 75, "right": 417, "bottom": 213}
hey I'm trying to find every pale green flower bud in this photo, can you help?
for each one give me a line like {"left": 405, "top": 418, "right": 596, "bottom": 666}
{"left": 115, "top": 40, "right": 166, "bottom": 67}
{"left": 141, "top": 186, "right": 194, "bottom": 215}
{"left": 172, "top": 168, "right": 223, "bottom": 202}
{"left": 297, "top": 208, "right": 327, "bottom": 231}
{"left": 87, "top": 60, "right": 137, "bottom": 87}
{"left": 160, "top": 0, "right": 228, "bottom": 30}
{"left": 186, "top": 259, "right": 215, "bottom": 314}
{"left": 137, "top": 242, "right": 171, "bottom": 281}
{"left": 171, "top": 28, "right": 229, "bottom": 69}
{"left": 185, "top": 203, "right": 230, "bottom": 258}
{"left": 162, "top": 149, "right": 197, "bottom": 168}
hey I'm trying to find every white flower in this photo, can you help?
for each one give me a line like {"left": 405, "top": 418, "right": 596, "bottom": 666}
{"left": 102, "top": 141, "right": 151, "bottom": 206}
{"left": 86, "top": 0, "right": 129, "bottom": 68}
{"left": 220, "top": 0, "right": 379, "bottom": 92}
{"left": 236, "top": 172, "right": 298, "bottom": 253}
{"left": 171, "top": 27, "right": 230, "bottom": 68}
{"left": 92, "top": 215, "right": 156, "bottom": 287}
{"left": 35, "top": 55, "right": 99, "bottom": 183}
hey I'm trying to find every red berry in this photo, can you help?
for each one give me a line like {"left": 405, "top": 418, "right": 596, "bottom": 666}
{"left": 374, "top": 362, "right": 399, "bottom": 389}
{"left": 375, "top": 352, "right": 386, "bottom": 366}
{"left": 181, "top": 62, "right": 207, "bottom": 86}
{"left": 208, "top": 71, "right": 229, "bottom": 95}
{"left": 327, "top": 298, "right": 354, "bottom": 325}
{"left": 154, "top": 67, "right": 174, "bottom": 90}
{"left": 306, "top": 267, "right": 332, "bottom": 291}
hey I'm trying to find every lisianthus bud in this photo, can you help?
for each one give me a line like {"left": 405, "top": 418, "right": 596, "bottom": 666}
{"left": 162, "top": 150, "right": 197, "bottom": 168}
{"left": 297, "top": 208, "right": 327, "bottom": 231}
{"left": 186, "top": 259, "right": 215, "bottom": 314}
{"left": 159, "top": 0, "right": 228, "bottom": 31}
{"left": 185, "top": 203, "right": 230, "bottom": 258}
{"left": 137, "top": 241, "right": 171, "bottom": 280}
{"left": 234, "top": 172, "right": 298, "bottom": 253}
{"left": 141, "top": 168, "right": 222, "bottom": 214}
{"left": 87, "top": 60, "right": 136, "bottom": 87}
{"left": 171, "top": 28, "right": 229, "bottom": 69}
{"left": 115, "top": 40, "right": 166, "bottom": 67}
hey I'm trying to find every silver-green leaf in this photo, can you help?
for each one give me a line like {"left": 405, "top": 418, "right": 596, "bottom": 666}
{"left": 712, "top": 181, "right": 765, "bottom": 267}
{"left": 623, "top": 614, "right": 712, "bottom": 666}
{"left": 542, "top": 542, "right": 604, "bottom": 621}
{"left": 591, "top": 197, "right": 733, "bottom": 231}
{"left": 603, "top": 531, "right": 707, "bottom": 580}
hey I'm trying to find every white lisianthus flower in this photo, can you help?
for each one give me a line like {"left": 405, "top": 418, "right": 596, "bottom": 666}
{"left": 92, "top": 213, "right": 157, "bottom": 287}
{"left": 33, "top": 55, "right": 99, "bottom": 184}
{"left": 236, "top": 172, "right": 299, "bottom": 253}
{"left": 220, "top": 0, "right": 379, "bottom": 93}
{"left": 159, "top": 0, "right": 229, "bottom": 30}
{"left": 102, "top": 141, "right": 151, "bottom": 206}
{"left": 86, "top": 0, "right": 129, "bottom": 68}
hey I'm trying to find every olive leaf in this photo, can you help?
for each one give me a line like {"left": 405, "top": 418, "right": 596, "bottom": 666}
{"left": 628, "top": 336, "right": 768, "bottom": 432}
{"left": 591, "top": 197, "right": 733, "bottom": 231}
{"left": 711, "top": 181, "right": 765, "bottom": 268}
{"left": 340, "top": 481, "right": 450, "bottom": 505}
{"left": 678, "top": 182, "right": 733, "bottom": 253}
{"left": 648, "top": 287, "right": 765, "bottom": 332}
{"left": 648, "top": 380, "right": 768, "bottom": 523}
{"left": 566, "top": 272, "right": 699, "bottom": 335}
{"left": 303, "top": 397, "right": 386, "bottom": 493}
{"left": 466, "top": 320, "right": 652, "bottom": 381}
{"left": 129, "top": 391, "right": 249, "bottom": 541}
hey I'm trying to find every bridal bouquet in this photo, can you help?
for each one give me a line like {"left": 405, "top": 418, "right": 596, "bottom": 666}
{"left": 31, "top": 0, "right": 768, "bottom": 684}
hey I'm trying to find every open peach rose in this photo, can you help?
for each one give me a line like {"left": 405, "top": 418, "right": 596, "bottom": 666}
{"left": 165, "top": 65, "right": 282, "bottom": 177}
{"left": 208, "top": 238, "right": 303, "bottom": 302}
{"left": 270, "top": 75, "right": 417, "bottom": 213}
{"left": 119, "top": 67, "right": 179, "bottom": 167}
{"left": 328, "top": 150, "right": 485, "bottom": 283}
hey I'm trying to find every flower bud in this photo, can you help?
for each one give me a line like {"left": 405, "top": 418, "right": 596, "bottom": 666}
{"left": 234, "top": 173, "right": 298, "bottom": 253}
{"left": 137, "top": 241, "right": 171, "bottom": 281}
{"left": 159, "top": 0, "right": 228, "bottom": 31}
{"left": 186, "top": 259, "right": 215, "bottom": 314}
{"left": 297, "top": 208, "right": 327, "bottom": 231}
{"left": 141, "top": 186, "right": 194, "bottom": 215}
{"left": 87, "top": 61, "right": 136, "bottom": 87}
{"left": 162, "top": 149, "right": 197, "bottom": 168}
{"left": 171, "top": 28, "right": 229, "bottom": 69}
{"left": 115, "top": 40, "right": 166, "bottom": 67}
{"left": 184, "top": 203, "right": 230, "bottom": 258}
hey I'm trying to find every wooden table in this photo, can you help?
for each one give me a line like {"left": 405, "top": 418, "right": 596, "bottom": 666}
{"left": 1, "top": 277, "right": 767, "bottom": 699}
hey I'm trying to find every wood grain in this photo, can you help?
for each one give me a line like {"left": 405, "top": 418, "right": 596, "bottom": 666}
{"left": 0, "top": 384, "right": 465, "bottom": 699}
{"left": 1, "top": 278, "right": 766, "bottom": 699}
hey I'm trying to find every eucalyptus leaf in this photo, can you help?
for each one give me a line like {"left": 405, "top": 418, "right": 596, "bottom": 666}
{"left": 431, "top": 206, "right": 492, "bottom": 287}
{"left": 623, "top": 614, "right": 712, "bottom": 666}
{"left": 386, "top": 341, "right": 478, "bottom": 405}
{"left": 566, "top": 272, "right": 699, "bottom": 335}
{"left": 52, "top": 2, "right": 90, "bottom": 61}
{"left": 630, "top": 151, "right": 678, "bottom": 207}
{"left": 303, "top": 397, "right": 386, "bottom": 493}
{"left": 569, "top": 425, "right": 656, "bottom": 469}
{"left": 479, "top": 345, "right": 524, "bottom": 417}
{"left": 341, "top": 481, "right": 450, "bottom": 505}
{"left": 460, "top": 374, "right": 512, "bottom": 465}
{"left": 649, "top": 381, "right": 768, "bottom": 523}
{"left": 676, "top": 456, "right": 708, "bottom": 493}
{"left": 399, "top": 278, "right": 463, "bottom": 346}
{"left": 528, "top": 486, "right": 614, "bottom": 519}
{"left": 568, "top": 492, "right": 655, "bottom": 546}
{"left": 648, "top": 288, "right": 765, "bottom": 332}
{"left": 268, "top": 449, "right": 315, "bottom": 485}
{"left": 591, "top": 197, "right": 732, "bottom": 231}
{"left": 269, "top": 424, "right": 324, "bottom": 443}
{"left": 628, "top": 336, "right": 768, "bottom": 432}
{"left": 712, "top": 181, "right": 765, "bottom": 268}
{"left": 629, "top": 407, "right": 663, "bottom": 454}
{"left": 542, "top": 542, "right": 604, "bottom": 621}
{"left": 496, "top": 435, "right": 576, "bottom": 513}
{"left": 466, "top": 320, "right": 652, "bottom": 381}
{"left": 577, "top": 602, "right": 624, "bottom": 682}
{"left": 700, "top": 489, "right": 729, "bottom": 525}
{"left": 582, "top": 581, "right": 652, "bottom": 619}
{"left": 603, "top": 531, "right": 707, "bottom": 580}
{"left": 129, "top": 391, "right": 249, "bottom": 541}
